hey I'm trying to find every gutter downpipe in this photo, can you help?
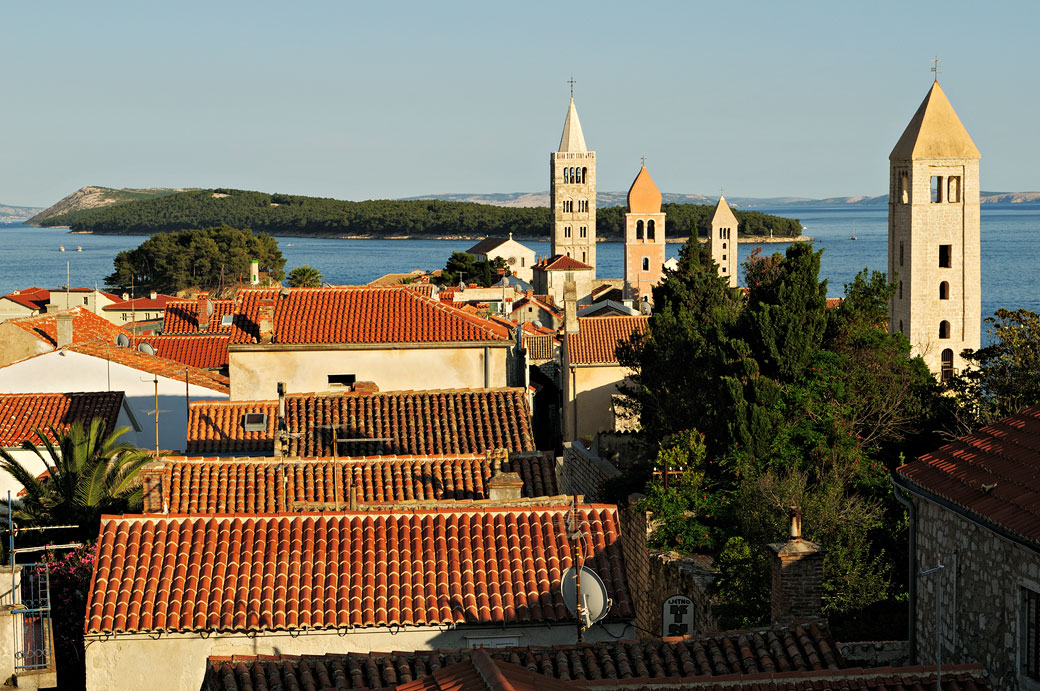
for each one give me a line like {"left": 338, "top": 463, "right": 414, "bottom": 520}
{"left": 483, "top": 346, "right": 491, "bottom": 388}
{"left": 891, "top": 473, "right": 917, "bottom": 664}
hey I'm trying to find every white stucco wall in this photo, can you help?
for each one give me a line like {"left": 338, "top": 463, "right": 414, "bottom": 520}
{"left": 228, "top": 345, "right": 510, "bottom": 400}
{"left": 85, "top": 621, "right": 634, "bottom": 691}
{"left": 563, "top": 364, "right": 633, "bottom": 442}
{"left": 0, "top": 351, "right": 228, "bottom": 453}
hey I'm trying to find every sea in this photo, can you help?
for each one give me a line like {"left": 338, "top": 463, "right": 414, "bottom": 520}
{"left": 2, "top": 205, "right": 1038, "bottom": 331}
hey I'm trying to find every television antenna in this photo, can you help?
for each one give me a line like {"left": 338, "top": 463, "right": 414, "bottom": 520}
{"left": 142, "top": 375, "right": 169, "bottom": 454}
{"left": 562, "top": 498, "right": 612, "bottom": 641}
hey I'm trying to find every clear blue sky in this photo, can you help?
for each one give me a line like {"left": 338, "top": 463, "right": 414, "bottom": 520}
{"left": 4, "top": 0, "right": 1038, "bottom": 207}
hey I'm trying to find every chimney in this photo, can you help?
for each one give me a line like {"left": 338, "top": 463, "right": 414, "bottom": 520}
{"left": 195, "top": 292, "right": 210, "bottom": 332}
{"left": 149, "top": 290, "right": 157, "bottom": 300}
{"left": 275, "top": 382, "right": 286, "bottom": 457}
{"left": 139, "top": 461, "right": 165, "bottom": 513}
{"left": 564, "top": 280, "right": 579, "bottom": 334}
{"left": 526, "top": 289, "right": 533, "bottom": 300}
{"left": 256, "top": 298, "right": 275, "bottom": 343}
{"left": 122, "top": 292, "right": 130, "bottom": 301}
{"left": 250, "top": 260, "right": 260, "bottom": 286}
{"left": 767, "top": 506, "right": 824, "bottom": 624}
{"left": 487, "top": 471, "right": 523, "bottom": 501}
{"left": 56, "top": 312, "right": 74, "bottom": 348}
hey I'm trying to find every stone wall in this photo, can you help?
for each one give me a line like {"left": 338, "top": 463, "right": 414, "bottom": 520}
{"left": 838, "top": 640, "right": 909, "bottom": 668}
{"left": 556, "top": 441, "right": 620, "bottom": 502}
{"left": 912, "top": 493, "right": 1040, "bottom": 690}
{"left": 645, "top": 551, "right": 718, "bottom": 638}
{"left": 619, "top": 495, "right": 652, "bottom": 637}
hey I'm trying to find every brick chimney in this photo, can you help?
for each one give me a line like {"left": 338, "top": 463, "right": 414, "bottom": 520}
{"left": 564, "top": 280, "right": 578, "bottom": 334}
{"left": 55, "top": 312, "right": 74, "bottom": 348}
{"left": 256, "top": 298, "right": 275, "bottom": 343}
{"left": 767, "top": 506, "right": 824, "bottom": 624}
{"left": 195, "top": 292, "right": 210, "bottom": 332}
{"left": 488, "top": 472, "right": 523, "bottom": 501}
{"left": 149, "top": 290, "right": 157, "bottom": 300}
{"left": 139, "top": 461, "right": 165, "bottom": 513}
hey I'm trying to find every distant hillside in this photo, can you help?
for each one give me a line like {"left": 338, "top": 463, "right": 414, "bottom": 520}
{"left": 27, "top": 186, "right": 189, "bottom": 225}
{"left": 0, "top": 203, "right": 44, "bottom": 221}
{"left": 29, "top": 187, "right": 803, "bottom": 240}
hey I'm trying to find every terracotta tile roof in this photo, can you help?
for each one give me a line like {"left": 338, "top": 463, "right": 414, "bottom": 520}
{"left": 228, "top": 287, "right": 510, "bottom": 346}
{"left": 7, "top": 307, "right": 130, "bottom": 347}
{"left": 566, "top": 316, "right": 649, "bottom": 366}
{"left": 199, "top": 622, "right": 842, "bottom": 690}
{"left": 67, "top": 341, "right": 230, "bottom": 393}
{"left": 0, "top": 392, "right": 124, "bottom": 447}
{"left": 394, "top": 649, "right": 575, "bottom": 691}
{"left": 523, "top": 334, "right": 557, "bottom": 361}
{"left": 103, "top": 293, "right": 178, "bottom": 311}
{"left": 897, "top": 405, "right": 1040, "bottom": 544}
{"left": 133, "top": 334, "right": 229, "bottom": 370}
{"left": 534, "top": 255, "right": 593, "bottom": 271}
{"left": 576, "top": 665, "right": 987, "bottom": 690}
{"left": 1, "top": 287, "right": 50, "bottom": 311}
{"left": 510, "top": 296, "right": 561, "bottom": 318}
{"left": 186, "top": 388, "right": 534, "bottom": 456}
{"left": 86, "top": 504, "right": 631, "bottom": 635}
{"left": 140, "top": 453, "right": 559, "bottom": 513}
{"left": 162, "top": 298, "right": 234, "bottom": 334}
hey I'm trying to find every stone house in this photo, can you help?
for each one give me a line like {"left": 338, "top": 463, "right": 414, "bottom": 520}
{"left": 532, "top": 255, "right": 595, "bottom": 306}
{"left": 100, "top": 291, "right": 178, "bottom": 326}
{"left": 895, "top": 404, "right": 1040, "bottom": 689}
{"left": 223, "top": 286, "right": 516, "bottom": 400}
{"left": 561, "top": 315, "right": 648, "bottom": 442}
{"left": 185, "top": 387, "right": 535, "bottom": 457}
{"left": 0, "top": 287, "right": 49, "bottom": 321}
{"left": 0, "top": 341, "right": 229, "bottom": 453}
{"left": 0, "top": 391, "right": 138, "bottom": 497}
{"left": 83, "top": 501, "right": 635, "bottom": 691}
{"left": 466, "top": 234, "right": 536, "bottom": 283}
{"left": 44, "top": 286, "right": 121, "bottom": 314}
{"left": 0, "top": 307, "right": 130, "bottom": 367}
{"left": 509, "top": 291, "right": 562, "bottom": 330}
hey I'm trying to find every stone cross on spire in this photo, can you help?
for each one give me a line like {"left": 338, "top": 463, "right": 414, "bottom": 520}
{"left": 930, "top": 56, "right": 942, "bottom": 82}
{"left": 567, "top": 75, "right": 576, "bottom": 99}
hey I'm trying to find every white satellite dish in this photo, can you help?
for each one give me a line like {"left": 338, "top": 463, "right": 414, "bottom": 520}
{"left": 138, "top": 342, "right": 156, "bottom": 356}
{"left": 561, "top": 565, "right": 611, "bottom": 629}
{"left": 115, "top": 333, "right": 131, "bottom": 348}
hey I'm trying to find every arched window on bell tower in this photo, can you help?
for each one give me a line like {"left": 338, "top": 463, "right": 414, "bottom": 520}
{"left": 647, "top": 220, "right": 655, "bottom": 240}
{"left": 636, "top": 220, "right": 643, "bottom": 240}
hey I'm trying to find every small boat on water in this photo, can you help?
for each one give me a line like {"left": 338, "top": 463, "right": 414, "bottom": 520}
{"left": 849, "top": 221, "right": 857, "bottom": 241}
{"left": 58, "top": 245, "right": 65, "bottom": 252}
{"left": 76, "top": 246, "right": 82, "bottom": 252}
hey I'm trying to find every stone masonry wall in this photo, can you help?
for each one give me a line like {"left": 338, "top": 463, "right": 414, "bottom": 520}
{"left": 557, "top": 441, "right": 620, "bottom": 502}
{"left": 913, "top": 494, "right": 1040, "bottom": 690}
{"left": 646, "top": 551, "right": 718, "bottom": 638}
{"left": 619, "top": 495, "right": 652, "bottom": 638}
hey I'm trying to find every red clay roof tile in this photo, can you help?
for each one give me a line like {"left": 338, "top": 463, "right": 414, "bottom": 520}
{"left": 6, "top": 307, "right": 130, "bottom": 347}
{"left": 534, "top": 255, "right": 594, "bottom": 271}
{"left": 1, "top": 287, "right": 50, "bottom": 311}
{"left": 228, "top": 287, "right": 510, "bottom": 346}
{"left": 897, "top": 405, "right": 1040, "bottom": 544}
{"left": 67, "top": 341, "right": 230, "bottom": 393}
{"left": 186, "top": 389, "right": 534, "bottom": 456}
{"left": 0, "top": 392, "right": 124, "bottom": 447}
{"left": 565, "top": 316, "right": 649, "bottom": 366}
{"left": 199, "top": 622, "right": 850, "bottom": 690}
{"left": 86, "top": 504, "right": 631, "bottom": 636}
{"left": 162, "top": 298, "right": 234, "bottom": 334}
{"left": 133, "top": 334, "right": 229, "bottom": 370}
{"left": 103, "top": 294, "right": 179, "bottom": 311}
{"left": 140, "top": 453, "right": 559, "bottom": 513}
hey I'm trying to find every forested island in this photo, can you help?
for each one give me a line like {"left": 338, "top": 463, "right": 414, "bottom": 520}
{"left": 30, "top": 187, "right": 803, "bottom": 240}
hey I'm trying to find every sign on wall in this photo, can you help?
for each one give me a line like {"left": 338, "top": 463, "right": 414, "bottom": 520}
{"left": 662, "top": 594, "right": 694, "bottom": 638}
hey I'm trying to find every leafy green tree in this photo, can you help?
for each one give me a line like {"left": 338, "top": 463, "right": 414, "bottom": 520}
{"left": 949, "top": 308, "right": 1040, "bottom": 430}
{"left": 105, "top": 224, "right": 284, "bottom": 294}
{"left": 0, "top": 420, "right": 152, "bottom": 540}
{"left": 434, "top": 252, "right": 509, "bottom": 287}
{"left": 287, "top": 265, "right": 324, "bottom": 288}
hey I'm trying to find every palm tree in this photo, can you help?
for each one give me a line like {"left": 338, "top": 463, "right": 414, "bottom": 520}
{"left": 287, "top": 265, "right": 323, "bottom": 288}
{"left": 0, "top": 419, "right": 152, "bottom": 538}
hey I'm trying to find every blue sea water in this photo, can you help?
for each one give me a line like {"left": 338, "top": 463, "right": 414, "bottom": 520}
{"left": 1, "top": 205, "right": 1038, "bottom": 327}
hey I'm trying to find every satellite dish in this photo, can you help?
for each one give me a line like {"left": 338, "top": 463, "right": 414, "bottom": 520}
{"left": 138, "top": 342, "right": 156, "bottom": 356}
{"left": 561, "top": 565, "right": 612, "bottom": 628}
{"left": 115, "top": 333, "right": 131, "bottom": 348}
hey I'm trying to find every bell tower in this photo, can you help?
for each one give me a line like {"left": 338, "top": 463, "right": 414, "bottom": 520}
{"left": 889, "top": 79, "right": 980, "bottom": 381}
{"left": 709, "top": 195, "right": 739, "bottom": 288}
{"left": 550, "top": 93, "right": 597, "bottom": 273}
{"left": 624, "top": 163, "right": 666, "bottom": 301}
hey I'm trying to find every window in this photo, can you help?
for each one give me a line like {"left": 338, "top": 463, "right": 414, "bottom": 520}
{"left": 1024, "top": 587, "right": 1040, "bottom": 680}
{"left": 721, "top": 267, "right": 727, "bottom": 273}
{"left": 565, "top": 226, "right": 572, "bottom": 238}
{"left": 220, "top": 314, "right": 235, "bottom": 327}
{"left": 722, "top": 255, "right": 727, "bottom": 261}
{"left": 948, "top": 176, "right": 961, "bottom": 203}
{"left": 939, "top": 281, "right": 949, "bottom": 300}
{"left": 467, "top": 635, "right": 520, "bottom": 649}
{"left": 636, "top": 220, "right": 643, "bottom": 239}
{"left": 83, "top": 297, "right": 89, "bottom": 305}
{"left": 899, "top": 281, "right": 902, "bottom": 299}
{"left": 581, "top": 167, "right": 588, "bottom": 183}
{"left": 328, "top": 374, "right": 357, "bottom": 388}
{"left": 642, "top": 257, "right": 650, "bottom": 271}
{"left": 939, "top": 245, "right": 952, "bottom": 268}
{"left": 121, "top": 313, "right": 128, "bottom": 320}
{"left": 900, "top": 171, "right": 909, "bottom": 203}
{"left": 563, "top": 168, "right": 570, "bottom": 184}
{"left": 647, "top": 220, "right": 656, "bottom": 240}
{"left": 520, "top": 257, "right": 524, "bottom": 267}
{"left": 899, "top": 241, "right": 904, "bottom": 266}
{"left": 931, "top": 176, "right": 942, "bottom": 203}
{"left": 581, "top": 251, "right": 586, "bottom": 263}
{"left": 242, "top": 413, "right": 268, "bottom": 432}
{"left": 580, "top": 226, "right": 587, "bottom": 238}
{"left": 941, "top": 348, "right": 955, "bottom": 383}
{"left": 899, "top": 320, "right": 904, "bottom": 333}
{"left": 722, "top": 243, "right": 727, "bottom": 250}
{"left": 939, "top": 320, "right": 951, "bottom": 339}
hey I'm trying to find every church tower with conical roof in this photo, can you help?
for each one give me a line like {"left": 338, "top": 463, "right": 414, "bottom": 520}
{"left": 624, "top": 164, "right": 666, "bottom": 300}
{"left": 550, "top": 97, "right": 597, "bottom": 273}
{"left": 709, "top": 195, "right": 739, "bottom": 287}
{"left": 889, "top": 80, "right": 980, "bottom": 381}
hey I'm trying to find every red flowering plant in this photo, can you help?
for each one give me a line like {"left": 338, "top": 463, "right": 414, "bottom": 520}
{"left": 34, "top": 544, "right": 95, "bottom": 690}
{"left": 639, "top": 430, "right": 728, "bottom": 553}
